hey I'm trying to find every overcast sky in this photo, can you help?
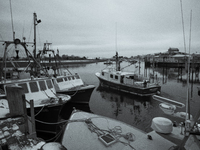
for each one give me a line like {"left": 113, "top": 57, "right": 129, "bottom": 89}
{"left": 0, "top": 0, "right": 200, "bottom": 58}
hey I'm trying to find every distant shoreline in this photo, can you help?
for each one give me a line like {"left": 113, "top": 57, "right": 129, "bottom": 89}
{"left": 0, "top": 59, "right": 106, "bottom": 68}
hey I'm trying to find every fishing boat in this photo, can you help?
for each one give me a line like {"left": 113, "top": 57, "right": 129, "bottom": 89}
{"left": 95, "top": 52, "right": 161, "bottom": 96}
{"left": 0, "top": 76, "right": 71, "bottom": 134}
{"left": 61, "top": 109, "right": 199, "bottom": 150}
{"left": 0, "top": 12, "right": 73, "bottom": 135}
{"left": 38, "top": 42, "right": 95, "bottom": 104}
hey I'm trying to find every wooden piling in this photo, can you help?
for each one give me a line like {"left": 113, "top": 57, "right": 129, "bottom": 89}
{"left": 6, "top": 85, "right": 27, "bottom": 116}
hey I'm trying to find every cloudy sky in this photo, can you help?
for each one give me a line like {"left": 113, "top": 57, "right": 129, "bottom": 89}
{"left": 0, "top": 0, "right": 200, "bottom": 58}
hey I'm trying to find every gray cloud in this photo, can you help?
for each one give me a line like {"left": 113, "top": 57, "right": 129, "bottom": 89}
{"left": 0, "top": 0, "right": 200, "bottom": 58}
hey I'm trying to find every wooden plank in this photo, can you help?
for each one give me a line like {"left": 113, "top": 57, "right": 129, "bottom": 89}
{"left": 6, "top": 85, "right": 25, "bottom": 116}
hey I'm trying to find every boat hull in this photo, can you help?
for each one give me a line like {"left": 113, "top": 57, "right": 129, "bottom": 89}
{"left": 27, "top": 101, "right": 67, "bottom": 137}
{"left": 61, "top": 110, "right": 176, "bottom": 150}
{"left": 97, "top": 76, "right": 161, "bottom": 96}
{"left": 56, "top": 85, "right": 95, "bottom": 103}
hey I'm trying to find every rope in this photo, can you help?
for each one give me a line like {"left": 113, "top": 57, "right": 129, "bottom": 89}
{"left": 35, "top": 118, "right": 86, "bottom": 125}
{"left": 69, "top": 88, "right": 79, "bottom": 97}
{"left": 34, "top": 116, "right": 136, "bottom": 149}
{"left": 45, "top": 125, "right": 65, "bottom": 142}
{"left": 85, "top": 118, "right": 136, "bottom": 149}
{"left": 67, "top": 83, "right": 81, "bottom": 97}
{"left": 34, "top": 104, "right": 45, "bottom": 117}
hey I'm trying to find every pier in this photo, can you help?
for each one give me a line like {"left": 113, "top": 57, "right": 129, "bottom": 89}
{"left": 0, "top": 85, "right": 45, "bottom": 149}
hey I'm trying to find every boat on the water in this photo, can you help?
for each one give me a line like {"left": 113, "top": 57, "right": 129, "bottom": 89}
{"left": 61, "top": 109, "right": 199, "bottom": 150}
{"left": 95, "top": 52, "right": 161, "bottom": 96}
{"left": 0, "top": 20, "right": 72, "bottom": 135}
{"left": 0, "top": 77, "right": 71, "bottom": 134}
{"left": 38, "top": 42, "right": 95, "bottom": 103}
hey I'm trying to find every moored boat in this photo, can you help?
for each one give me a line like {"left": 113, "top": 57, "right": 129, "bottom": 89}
{"left": 39, "top": 43, "right": 95, "bottom": 103}
{"left": 95, "top": 52, "right": 161, "bottom": 96}
{"left": 0, "top": 77, "right": 71, "bottom": 135}
{"left": 60, "top": 109, "right": 200, "bottom": 150}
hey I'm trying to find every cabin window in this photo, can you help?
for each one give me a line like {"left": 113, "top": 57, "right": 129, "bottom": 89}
{"left": 18, "top": 83, "right": 29, "bottom": 93}
{"left": 72, "top": 76, "right": 75, "bottom": 80}
{"left": 39, "top": 81, "right": 47, "bottom": 91}
{"left": 115, "top": 75, "right": 118, "bottom": 80}
{"left": 46, "top": 80, "right": 53, "bottom": 89}
{"left": 68, "top": 77, "right": 71, "bottom": 80}
{"left": 29, "top": 82, "right": 39, "bottom": 93}
{"left": 57, "top": 78, "right": 63, "bottom": 83}
{"left": 64, "top": 77, "right": 68, "bottom": 81}
{"left": 102, "top": 72, "right": 104, "bottom": 76}
{"left": 110, "top": 74, "right": 113, "bottom": 78}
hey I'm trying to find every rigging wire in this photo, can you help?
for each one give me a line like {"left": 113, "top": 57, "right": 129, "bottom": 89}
{"left": 37, "top": 25, "right": 42, "bottom": 49}
{"left": 22, "top": 21, "right": 25, "bottom": 41}
{"left": 0, "top": 33, "right": 4, "bottom": 41}
{"left": 28, "top": 20, "right": 33, "bottom": 43}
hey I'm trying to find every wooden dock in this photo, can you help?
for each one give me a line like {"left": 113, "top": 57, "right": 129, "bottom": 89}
{"left": 0, "top": 85, "right": 45, "bottom": 149}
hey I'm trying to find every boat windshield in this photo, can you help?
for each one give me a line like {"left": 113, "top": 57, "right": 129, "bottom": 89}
{"left": 29, "top": 82, "right": 39, "bottom": 93}
{"left": 46, "top": 80, "right": 53, "bottom": 89}
{"left": 39, "top": 80, "right": 47, "bottom": 91}
{"left": 57, "top": 78, "right": 63, "bottom": 83}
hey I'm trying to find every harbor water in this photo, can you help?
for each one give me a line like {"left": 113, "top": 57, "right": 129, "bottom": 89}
{"left": 58, "top": 61, "right": 200, "bottom": 135}
{"left": 38, "top": 62, "right": 200, "bottom": 141}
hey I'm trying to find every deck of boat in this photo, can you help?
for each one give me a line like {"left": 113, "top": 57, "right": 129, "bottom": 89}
{"left": 61, "top": 111, "right": 177, "bottom": 150}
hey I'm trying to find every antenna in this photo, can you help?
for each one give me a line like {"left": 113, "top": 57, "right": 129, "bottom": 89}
{"left": 115, "top": 22, "right": 117, "bottom": 52}
{"left": 9, "top": 0, "right": 15, "bottom": 40}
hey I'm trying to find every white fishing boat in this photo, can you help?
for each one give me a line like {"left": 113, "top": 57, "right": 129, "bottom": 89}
{"left": 0, "top": 11, "right": 93, "bottom": 136}
{"left": 95, "top": 52, "right": 161, "bottom": 96}
{"left": 61, "top": 109, "right": 200, "bottom": 150}
{"left": 0, "top": 77, "right": 71, "bottom": 134}
{"left": 38, "top": 42, "right": 95, "bottom": 104}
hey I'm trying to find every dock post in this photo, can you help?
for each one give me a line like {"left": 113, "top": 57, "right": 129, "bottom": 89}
{"left": 6, "top": 85, "right": 27, "bottom": 117}
{"left": 6, "top": 85, "right": 28, "bottom": 135}
{"left": 6, "top": 85, "right": 37, "bottom": 139}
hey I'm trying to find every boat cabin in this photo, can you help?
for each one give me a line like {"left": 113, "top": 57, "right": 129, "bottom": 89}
{"left": 101, "top": 70, "right": 148, "bottom": 87}
{"left": 2, "top": 78, "right": 57, "bottom": 107}
{"left": 53, "top": 74, "right": 84, "bottom": 91}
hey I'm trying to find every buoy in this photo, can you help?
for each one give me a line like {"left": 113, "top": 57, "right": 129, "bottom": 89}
{"left": 159, "top": 103, "right": 176, "bottom": 115}
{"left": 41, "top": 142, "right": 67, "bottom": 150}
{"left": 151, "top": 117, "right": 173, "bottom": 134}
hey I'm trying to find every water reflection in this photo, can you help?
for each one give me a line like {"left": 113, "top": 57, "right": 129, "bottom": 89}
{"left": 59, "top": 62, "right": 200, "bottom": 133}
{"left": 94, "top": 85, "right": 155, "bottom": 132}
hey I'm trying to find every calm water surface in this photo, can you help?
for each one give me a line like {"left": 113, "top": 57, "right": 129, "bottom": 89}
{"left": 61, "top": 62, "right": 200, "bottom": 133}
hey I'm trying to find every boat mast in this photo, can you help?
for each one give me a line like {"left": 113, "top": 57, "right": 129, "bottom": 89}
{"left": 186, "top": 10, "right": 192, "bottom": 121}
{"left": 115, "top": 23, "right": 120, "bottom": 71}
{"left": 115, "top": 52, "right": 120, "bottom": 71}
{"left": 33, "top": 13, "right": 41, "bottom": 76}
{"left": 9, "top": 0, "right": 15, "bottom": 41}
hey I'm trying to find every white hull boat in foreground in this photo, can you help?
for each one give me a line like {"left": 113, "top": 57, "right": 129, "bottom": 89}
{"left": 61, "top": 110, "right": 190, "bottom": 150}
